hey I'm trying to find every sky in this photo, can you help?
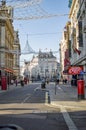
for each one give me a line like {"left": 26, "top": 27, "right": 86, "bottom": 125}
{"left": 13, "top": 0, "right": 70, "bottom": 65}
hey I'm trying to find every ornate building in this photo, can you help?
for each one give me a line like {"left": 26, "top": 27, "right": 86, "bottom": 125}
{"left": 0, "top": 1, "right": 14, "bottom": 82}
{"left": 60, "top": 0, "right": 86, "bottom": 85}
{"left": 0, "top": 1, "right": 21, "bottom": 85}
{"left": 59, "top": 21, "right": 71, "bottom": 80}
{"left": 21, "top": 50, "right": 60, "bottom": 81}
{"left": 13, "top": 31, "right": 21, "bottom": 78}
{"left": 69, "top": 0, "right": 86, "bottom": 85}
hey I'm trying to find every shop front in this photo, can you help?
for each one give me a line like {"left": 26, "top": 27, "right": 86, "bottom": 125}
{"left": 0, "top": 68, "right": 14, "bottom": 90}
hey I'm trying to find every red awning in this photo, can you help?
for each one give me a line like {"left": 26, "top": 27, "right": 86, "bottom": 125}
{"left": 4, "top": 68, "right": 14, "bottom": 73}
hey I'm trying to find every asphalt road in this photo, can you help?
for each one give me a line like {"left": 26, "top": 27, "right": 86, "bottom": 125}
{"left": 0, "top": 83, "right": 68, "bottom": 130}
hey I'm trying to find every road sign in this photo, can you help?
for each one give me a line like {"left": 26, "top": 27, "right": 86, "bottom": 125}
{"left": 80, "top": 71, "right": 86, "bottom": 75}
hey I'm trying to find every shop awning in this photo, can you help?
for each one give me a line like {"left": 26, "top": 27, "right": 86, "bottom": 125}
{"left": 4, "top": 68, "right": 14, "bottom": 73}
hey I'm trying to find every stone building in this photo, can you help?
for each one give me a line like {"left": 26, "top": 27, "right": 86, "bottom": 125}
{"left": 13, "top": 31, "right": 21, "bottom": 78}
{"left": 21, "top": 50, "right": 59, "bottom": 81}
{"left": 59, "top": 21, "right": 71, "bottom": 80}
{"left": 60, "top": 0, "right": 86, "bottom": 85}
{"left": 0, "top": 1, "right": 21, "bottom": 84}
{"left": 69, "top": 0, "right": 86, "bottom": 85}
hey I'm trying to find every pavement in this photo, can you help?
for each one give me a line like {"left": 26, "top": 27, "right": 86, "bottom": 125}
{"left": 46, "top": 83, "right": 86, "bottom": 130}
{"left": 0, "top": 82, "right": 86, "bottom": 130}
{"left": 0, "top": 84, "right": 21, "bottom": 92}
{"left": 46, "top": 83, "right": 86, "bottom": 108}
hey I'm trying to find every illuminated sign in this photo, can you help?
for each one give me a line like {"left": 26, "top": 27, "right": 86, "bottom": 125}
{"left": 68, "top": 66, "right": 83, "bottom": 75}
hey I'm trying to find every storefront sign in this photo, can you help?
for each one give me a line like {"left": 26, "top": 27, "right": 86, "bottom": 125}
{"left": 80, "top": 71, "right": 86, "bottom": 75}
{"left": 68, "top": 66, "right": 83, "bottom": 75}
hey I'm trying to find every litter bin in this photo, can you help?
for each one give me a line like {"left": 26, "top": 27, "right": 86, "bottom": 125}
{"left": 0, "top": 124, "right": 24, "bottom": 130}
{"left": 77, "top": 80, "right": 85, "bottom": 100}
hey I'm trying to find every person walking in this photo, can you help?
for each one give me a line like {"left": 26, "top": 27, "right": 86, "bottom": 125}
{"left": 15, "top": 79, "right": 18, "bottom": 87}
{"left": 54, "top": 78, "right": 60, "bottom": 94}
{"left": 55, "top": 78, "right": 59, "bottom": 86}
{"left": 20, "top": 79, "right": 24, "bottom": 87}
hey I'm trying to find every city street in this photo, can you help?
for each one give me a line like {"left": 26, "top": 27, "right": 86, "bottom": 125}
{"left": 0, "top": 82, "right": 86, "bottom": 130}
{"left": 0, "top": 0, "right": 86, "bottom": 130}
{"left": 0, "top": 83, "right": 68, "bottom": 130}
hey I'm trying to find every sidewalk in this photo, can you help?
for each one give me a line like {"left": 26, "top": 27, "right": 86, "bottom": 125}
{"left": 46, "top": 83, "right": 86, "bottom": 109}
{"left": 46, "top": 83, "right": 86, "bottom": 130}
{"left": 0, "top": 84, "right": 22, "bottom": 93}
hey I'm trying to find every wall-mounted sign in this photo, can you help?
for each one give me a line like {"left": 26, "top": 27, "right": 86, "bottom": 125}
{"left": 80, "top": 71, "right": 86, "bottom": 75}
{"left": 68, "top": 66, "right": 83, "bottom": 75}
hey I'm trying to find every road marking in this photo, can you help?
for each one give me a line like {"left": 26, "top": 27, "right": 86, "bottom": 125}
{"left": 60, "top": 106, "right": 78, "bottom": 130}
{"left": 34, "top": 86, "right": 41, "bottom": 91}
{"left": 21, "top": 95, "right": 31, "bottom": 103}
{"left": 46, "top": 103, "right": 78, "bottom": 130}
{"left": 57, "top": 86, "right": 62, "bottom": 90}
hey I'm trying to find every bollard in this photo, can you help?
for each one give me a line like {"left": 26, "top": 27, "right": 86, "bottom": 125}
{"left": 77, "top": 80, "right": 85, "bottom": 100}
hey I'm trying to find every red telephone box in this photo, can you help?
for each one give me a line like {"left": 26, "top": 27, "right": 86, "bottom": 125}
{"left": 1, "top": 76, "right": 7, "bottom": 90}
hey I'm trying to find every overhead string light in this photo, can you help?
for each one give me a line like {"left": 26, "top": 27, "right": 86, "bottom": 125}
{"left": 0, "top": 0, "right": 69, "bottom": 20}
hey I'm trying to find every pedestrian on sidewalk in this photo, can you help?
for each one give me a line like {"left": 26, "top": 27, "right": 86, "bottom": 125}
{"left": 20, "top": 79, "right": 24, "bottom": 87}
{"left": 55, "top": 78, "right": 59, "bottom": 86}
{"left": 41, "top": 78, "right": 46, "bottom": 89}
{"left": 55, "top": 78, "right": 59, "bottom": 94}
{"left": 11, "top": 79, "right": 14, "bottom": 85}
{"left": 15, "top": 79, "right": 18, "bottom": 87}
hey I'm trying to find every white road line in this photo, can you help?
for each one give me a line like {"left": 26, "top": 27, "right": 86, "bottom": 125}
{"left": 21, "top": 95, "right": 31, "bottom": 103}
{"left": 60, "top": 106, "right": 78, "bottom": 130}
{"left": 57, "top": 86, "right": 62, "bottom": 90}
{"left": 34, "top": 86, "right": 41, "bottom": 91}
{"left": 46, "top": 103, "right": 78, "bottom": 130}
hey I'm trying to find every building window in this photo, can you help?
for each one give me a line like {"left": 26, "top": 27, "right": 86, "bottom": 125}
{"left": 68, "top": 0, "right": 72, "bottom": 8}
{"left": 78, "top": 21, "right": 83, "bottom": 47}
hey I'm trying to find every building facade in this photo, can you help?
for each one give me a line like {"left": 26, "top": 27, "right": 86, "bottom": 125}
{"left": 69, "top": 0, "right": 86, "bottom": 85}
{"left": 60, "top": 0, "right": 86, "bottom": 85}
{"left": 0, "top": 1, "right": 21, "bottom": 84}
{"left": 0, "top": 1, "right": 14, "bottom": 83}
{"left": 60, "top": 22, "right": 71, "bottom": 80}
{"left": 38, "top": 50, "right": 58, "bottom": 80}
{"left": 21, "top": 51, "right": 59, "bottom": 81}
{"left": 13, "top": 31, "right": 21, "bottom": 79}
